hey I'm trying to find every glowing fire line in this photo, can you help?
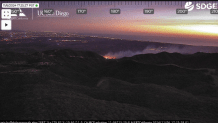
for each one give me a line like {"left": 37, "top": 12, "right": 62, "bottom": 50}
{"left": 103, "top": 56, "right": 116, "bottom": 59}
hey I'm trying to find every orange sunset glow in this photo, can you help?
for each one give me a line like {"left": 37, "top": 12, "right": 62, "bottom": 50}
{"left": 9, "top": 1, "right": 218, "bottom": 46}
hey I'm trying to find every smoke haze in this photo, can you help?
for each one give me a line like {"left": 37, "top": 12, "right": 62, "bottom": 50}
{"left": 104, "top": 45, "right": 218, "bottom": 58}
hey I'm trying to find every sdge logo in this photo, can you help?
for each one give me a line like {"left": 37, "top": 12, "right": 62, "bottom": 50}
{"left": 185, "top": 1, "right": 218, "bottom": 11}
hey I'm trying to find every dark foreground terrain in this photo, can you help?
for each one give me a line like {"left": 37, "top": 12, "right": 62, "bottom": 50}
{"left": 0, "top": 49, "right": 218, "bottom": 122}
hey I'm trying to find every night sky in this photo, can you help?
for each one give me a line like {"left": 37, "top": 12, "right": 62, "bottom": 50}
{"left": 1, "top": 1, "right": 218, "bottom": 46}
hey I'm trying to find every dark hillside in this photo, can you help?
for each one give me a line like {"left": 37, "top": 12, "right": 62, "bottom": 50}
{"left": 0, "top": 49, "right": 218, "bottom": 122}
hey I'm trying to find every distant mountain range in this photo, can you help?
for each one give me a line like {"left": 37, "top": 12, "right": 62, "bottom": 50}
{"left": 0, "top": 30, "right": 27, "bottom": 32}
